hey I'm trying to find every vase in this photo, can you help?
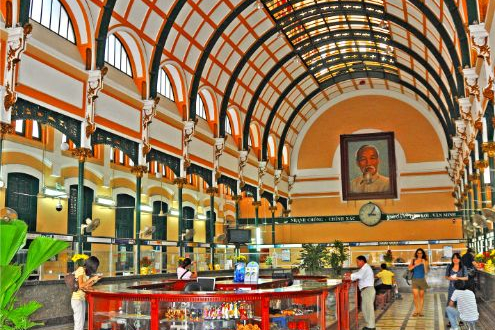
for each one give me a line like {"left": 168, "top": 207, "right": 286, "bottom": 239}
{"left": 234, "top": 262, "right": 246, "bottom": 282}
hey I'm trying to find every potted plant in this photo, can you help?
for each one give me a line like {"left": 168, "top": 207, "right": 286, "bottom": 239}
{"left": 140, "top": 256, "right": 153, "bottom": 275}
{"left": 328, "top": 240, "right": 348, "bottom": 276}
{"left": 299, "top": 244, "right": 331, "bottom": 275}
{"left": 383, "top": 249, "right": 393, "bottom": 267}
{"left": 0, "top": 219, "right": 68, "bottom": 329}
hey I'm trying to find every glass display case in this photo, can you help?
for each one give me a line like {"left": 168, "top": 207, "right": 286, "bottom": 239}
{"left": 158, "top": 299, "right": 262, "bottom": 330}
{"left": 86, "top": 279, "right": 348, "bottom": 330}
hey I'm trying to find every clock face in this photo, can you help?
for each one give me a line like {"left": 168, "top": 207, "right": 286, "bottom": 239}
{"left": 359, "top": 202, "right": 382, "bottom": 226}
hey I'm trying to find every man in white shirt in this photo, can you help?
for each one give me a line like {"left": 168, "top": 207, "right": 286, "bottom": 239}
{"left": 345, "top": 255, "right": 376, "bottom": 330}
{"left": 446, "top": 280, "right": 479, "bottom": 330}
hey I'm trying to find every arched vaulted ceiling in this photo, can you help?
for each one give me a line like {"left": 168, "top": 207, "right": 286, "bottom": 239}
{"left": 61, "top": 0, "right": 475, "bottom": 170}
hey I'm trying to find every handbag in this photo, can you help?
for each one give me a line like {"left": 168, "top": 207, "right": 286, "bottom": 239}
{"left": 403, "top": 269, "right": 413, "bottom": 285}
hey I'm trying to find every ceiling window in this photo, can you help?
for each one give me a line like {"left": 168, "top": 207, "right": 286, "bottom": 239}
{"left": 196, "top": 95, "right": 207, "bottom": 120}
{"left": 157, "top": 69, "right": 175, "bottom": 101}
{"left": 29, "top": 0, "right": 75, "bottom": 43}
{"left": 225, "top": 116, "right": 232, "bottom": 135}
{"left": 105, "top": 34, "right": 133, "bottom": 76}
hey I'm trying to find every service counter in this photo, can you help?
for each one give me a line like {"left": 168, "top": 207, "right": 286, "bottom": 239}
{"left": 86, "top": 277, "right": 359, "bottom": 330}
{"left": 476, "top": 270, "right": 495, "bottom": 302}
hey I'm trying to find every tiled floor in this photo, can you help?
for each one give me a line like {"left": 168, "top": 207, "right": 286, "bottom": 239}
{"left": 369, "top": 293, "right": 492, "bottom": 330}
{"left": 41, "top": 293, "right": 494, "bottom": 330}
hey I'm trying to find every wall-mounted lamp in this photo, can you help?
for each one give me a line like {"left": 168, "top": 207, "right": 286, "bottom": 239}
{"left": 43, "top": 186, "right": 67, "bottom": 198}
{"left": 140, "top": 204, "right": 153, "bottom": 213}
{"left": 168, "top": 208, "right": 179, "bottom": 216}
{"left": 95, "top": 196, "right": 115, "bottom": 207}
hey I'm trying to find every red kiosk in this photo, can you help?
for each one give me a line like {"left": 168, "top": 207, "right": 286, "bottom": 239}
{"left": 86, "top": 277, "right": 359, "bottom": 330}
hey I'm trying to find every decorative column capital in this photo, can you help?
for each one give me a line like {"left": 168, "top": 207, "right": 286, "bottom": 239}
{"left": 173, "top": 177, "right": 187, "bottom": 188}
{"left": 474, "top": 160, "right": 488, "bottom": 171}
{"left": 469, "top": 23, "right": 491, "bottom": 66}
{"left": 281, "top": 209, "right": 290, "bottom": 217}
{"left": 206, "top": 187, "right": 219, "bottom": 196}
{"left": 130, "top": 165, "right": 148, "bottom": 178}
{"left": 72, "top": 147, "right": 92, "bottom": 162}
{"left": 252, "top": 201, "right": 262, "bottom": 208}
{"left": 462, "top": 67, "right": 480, "bottom": 101}
{"left": 468, "top": 173, "right": 479, "bottom": 182}
{"left": 482, "top": 142, "right": 495, "bottom": 157}
{"left": 233, "top": 195, "right": 243, "bottom": 202}
{"left": 0, "top": 123, "right": 15, "bottom": 139}
{"left": 268, "top": 205, "right": 278, "bottom": 212}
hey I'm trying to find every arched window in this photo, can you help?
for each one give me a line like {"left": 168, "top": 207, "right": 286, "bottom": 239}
{"left": 282, "top": 145, "right": 289, "bottom": 167}
{"left": 225, "top": 115, "right": 232, "bottom": 135}
{"left": 105, "top": 34, "right": 132, "bottom": 76}
{"left": 29, "top": 0, "right": 76, "bottom": 43}
{"left": 268, "top": 136, "right": 276, "bottom": 159}
{"left": 157, "top": 69, "right": 175, "bottom": 101}
{"left": 6, "top": 173, "right": 39, "bottom": 232}
{"left": 196, "top": 94, "right": 207, "bottom": 120}
{"left": 152, "top": 201, "right": 168, "bottom": 240}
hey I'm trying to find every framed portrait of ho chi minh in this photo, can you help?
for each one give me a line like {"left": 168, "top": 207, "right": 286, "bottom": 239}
{"left": 340, "top": 132, "right": 397, "bottom": 201}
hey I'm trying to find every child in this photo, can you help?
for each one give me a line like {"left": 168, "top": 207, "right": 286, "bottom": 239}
{"left": 446, "top": 280, "right": 478, "bottom": 330}
{"left": 375, "top": 263, "right": 395, "bottom": 293}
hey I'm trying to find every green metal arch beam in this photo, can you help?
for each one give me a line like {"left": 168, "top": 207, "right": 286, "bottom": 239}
{"left": 218, "top": 27, "right": 278, "bottom": 136}
{"left": 276, "top": 2, "right": 464, "bottom": 96}
{"left": 241, "top": 52, "right": 297, "bottom": 150}
{"left": 95, "top": 0, "right": 117, "bottom": 69}
{"left": 276, "top": 75, "right": 452, "bottom": 169}
{"left": 188, "top": 0, "right": 255, "bottom": 121}
{"left": 148, "top": 0, "right": 187, "bottom": 99}
{"left": 294, "top": 28, "right": 458, "bottom": 114}
{"left": 260, "top": 60, "right": 452, "bottom": 161}
{"left": 226, "top": 11, "right": 460, "bottom": 143}
{"left": 260, "top": 40, "right": 456, "bottom": 160}
{"left": 285, "top": 16, "right": 459, "bottom": 101}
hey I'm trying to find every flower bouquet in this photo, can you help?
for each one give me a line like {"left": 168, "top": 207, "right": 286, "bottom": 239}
{"left": 71, "top": 253, "right": 89, "bottom": 267}
{"left": 474, "top": 250, "right": 495, "bottom": 273}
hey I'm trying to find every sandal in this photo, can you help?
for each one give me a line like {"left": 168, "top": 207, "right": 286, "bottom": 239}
{"left": 419, "top": 313, "right": 424, "bottom": 317}
{"left": 412, "top": 312, "right": 419, "bottom": 317}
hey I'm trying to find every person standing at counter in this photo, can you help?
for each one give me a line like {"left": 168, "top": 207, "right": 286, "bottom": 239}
{"left": 345, "top": 255, "right": 376, "bottom": 330}
{"left": 409, "top": 248, "right": 429, "bottom": 317}
{"left": 72, "top": 256, "right": 101, "bottom": 330}
{"left": 177, "top": 257, "right": 197, "bottom": 279}
{"left": 461, "top": 248, "right": 478, "bottom": 291}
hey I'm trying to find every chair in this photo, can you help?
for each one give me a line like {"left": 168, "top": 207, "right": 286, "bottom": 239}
{"left": 183, "top": 282, "right": 202, "bottom": 292}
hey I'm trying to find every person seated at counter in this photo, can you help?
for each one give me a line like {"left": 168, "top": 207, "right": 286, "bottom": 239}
{"left": 375, "top": 263, "right": 395, "bottom": 293}
{"left": 177, "top": 258, "right": 197, "bottom": 280}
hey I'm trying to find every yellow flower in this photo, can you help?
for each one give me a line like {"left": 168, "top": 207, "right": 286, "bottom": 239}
{"left": 236, "top": 255, "right": 247, "bottom": 263}
{"left": 71, "top": 254, "right": 89, "bottom": 262}
{"left": 490, "top": 250, "right": 495, "bottom": 257}
{"left": 487, "top": 259, "right": 493, "bottom": 265}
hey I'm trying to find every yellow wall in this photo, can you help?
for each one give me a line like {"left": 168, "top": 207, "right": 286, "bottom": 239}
{"left": 297, "top": 95, "right": 444, "bottom": 169}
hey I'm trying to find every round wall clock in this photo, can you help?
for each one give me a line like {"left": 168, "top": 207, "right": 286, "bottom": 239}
{"left": 359, "top": 202, "right": 382, "bottom": 226}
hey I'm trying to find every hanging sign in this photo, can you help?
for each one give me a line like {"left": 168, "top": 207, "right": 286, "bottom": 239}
{"left": 239, "top": 211, "right": 461, "bottom": 225}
